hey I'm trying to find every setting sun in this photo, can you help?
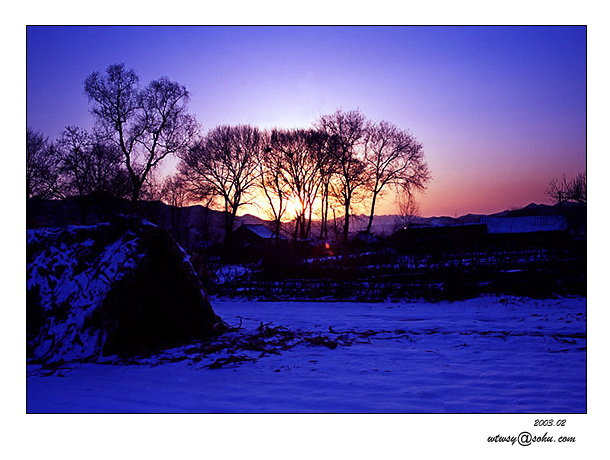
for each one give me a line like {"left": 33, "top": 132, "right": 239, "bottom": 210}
{"left": 284, "top": 194, "right": 305, "bottom": 220}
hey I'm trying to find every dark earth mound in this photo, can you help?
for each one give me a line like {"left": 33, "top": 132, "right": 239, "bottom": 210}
{"left": 27, "top": 217, "right": 224, "bottom": 363}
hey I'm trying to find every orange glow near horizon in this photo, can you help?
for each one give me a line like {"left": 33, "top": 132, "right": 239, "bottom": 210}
{"left": 284, "top": 194, "right": 306, "bottom": 221}
{"left": 27, "top": 27, "right": 585, "bottom": 221}
{"left": 238, "top": 176, "right": 559, "bottom": 221}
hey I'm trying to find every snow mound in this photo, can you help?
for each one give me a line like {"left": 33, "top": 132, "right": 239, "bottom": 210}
{"left": 27, "top": 217, "right": 223, "bottom": 363}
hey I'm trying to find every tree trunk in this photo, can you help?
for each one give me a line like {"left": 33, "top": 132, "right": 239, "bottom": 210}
{"left": 299, "top": 214, "right": 307, "bottom": 241}
{"left": 274, "top": 218, "right": 281, "bottom": 242}
{"left": 320, "top": 184, "right": 329, "bottom": 239}
{"left": 293, "top": 218, "right": 300, "bottom": 242}
{"left": 306, "top": 205, "right": 314, "bottom": 240}
{"left": 223, "top": 201, "right": 234, "bottom": 244}
{"left": 130, "top": 177, "right": 141, "bottom": 204}
{"left": 342, "top": 199, "right": 350, "bottom": 242}
{"left": 332, "top": 208, "right": 339, "bottom": 239}
{"left": 128, "top": 182, "right": 142, "bottom": 216}
{"left": 226, "top": 211, "right": 237, "bottom": 244}
{"left": 366, "top": 191, "right": 379, "bottom": 234}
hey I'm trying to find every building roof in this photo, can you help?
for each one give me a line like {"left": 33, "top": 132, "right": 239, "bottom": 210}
{"left": 239, "top": 224, "right": 285, "bottom": 239}
{"left": 481, "top": 215, "right": 567, "bottom": 234}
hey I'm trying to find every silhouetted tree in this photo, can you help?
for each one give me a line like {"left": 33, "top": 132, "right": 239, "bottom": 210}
{"left": 27, "top": 128, "right": 63, "bottom": 199}
{"left": 178, "top": 125, "right": 262, "bottom": 242}
{"left": 315, "top": 110, "right": 369, "bottom": 242}
{"left": 393, "top": 189, "right": 421, "bottom": 232}
{"left": 306, "top": 130, "right": 339, "bottom": 240}
{"left": 546, "top": 172, "right": 586, "bottom": 205}
{"left": 56, "top": 126, "right": 130, "bottom": 198}
{"left": 363, "top": 120, "right": 430, "bottom": 233}
{"left": 569, "top": 172, "right": 587, "bottom": 204}
{"left": 155, "top": 174, "right": 191, "bottom": 244}
{"left": 84, "top": 63, "right": 198, "bottom": 203}
{"left": 269, "top": 128, "right": 325, "bottom": 241}
{"left": 158, "top": 174, "right": 189, "bottom": 208}
{"left": 56, "top": 126, "right": 89, "bottom": 198}
{"left": 256, "top": 135, "right": 290, "bottom": 241}
{"left": 137, "top": 169, "right": 169, "bottom": 202}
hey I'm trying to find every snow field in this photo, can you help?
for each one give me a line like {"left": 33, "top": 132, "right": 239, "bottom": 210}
{"left": 27, "top": 296, "right": 586, "bottom": 413}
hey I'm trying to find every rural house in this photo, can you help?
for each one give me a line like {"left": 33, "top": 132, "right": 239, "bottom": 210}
{"left": 480, "top": 215, "right": 568, "bottom": 249}
{"left": 231, "top": 224, "right": 288, "bottom": 261}
{"left": 390, "top": 223, "right": 488, "bottom": 255}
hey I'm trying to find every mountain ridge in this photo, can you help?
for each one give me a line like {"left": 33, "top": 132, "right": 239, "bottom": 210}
{"left": 27, "top": 193, "right": 585, "bottom": 248}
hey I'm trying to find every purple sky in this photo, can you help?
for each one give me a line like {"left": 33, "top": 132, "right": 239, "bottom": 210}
{"left": 26, "top": 26, "right": 586, "bottom": 217}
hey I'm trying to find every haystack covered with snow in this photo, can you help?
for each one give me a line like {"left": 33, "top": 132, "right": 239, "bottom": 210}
{"left": 27, "top": 218, "right": 223, "bottom": 363}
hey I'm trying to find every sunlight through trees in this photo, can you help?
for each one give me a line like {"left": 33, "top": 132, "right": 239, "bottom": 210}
{"left": 29, "top": 64, "right": 432, "bottom": 243}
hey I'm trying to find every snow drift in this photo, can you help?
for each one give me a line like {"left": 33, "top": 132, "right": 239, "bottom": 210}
{"left": 27, "top": 217, "right": 223, "bottom": 363}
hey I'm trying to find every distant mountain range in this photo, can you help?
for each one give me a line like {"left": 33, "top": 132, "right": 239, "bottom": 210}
{"left": 347, "top": 201, "right": 585, "bottom": 234}
{"left": 27, "top": 193, "right": 585, "bottom": 249}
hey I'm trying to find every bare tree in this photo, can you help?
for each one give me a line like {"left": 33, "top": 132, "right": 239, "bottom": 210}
{"left": 569, "top": 172, "right": 586, "bottom": 204}
{"left": 269, "top": 128, "right": 325, "bottom": 241}
{"left": 315, "top": 109, "right": 369, "bottom": 241}
{"left": 256, "top": 134, "right": 290, "bottom": 241}
{"left": 159, "top": 174, "right": 190, "bottom": 208}
{"left": 178, "top": 125, "right": 262, "bottom": 242}
{"left": 317, "top": 163, "right": 335, "bottom": 240}
{"left": 27, "top": 128, "right": 63, "bottom": 199}
{"left": 363, "top": 120, "right": 430, "bottom": 234}
{"left": 393, "top": 188, "right": 421, "bottom": 232}
{"left": 546, "top": 175, "right": 569, "bottom": 205}
{"left": 311, "top": 131, "right": 339, "bottom": 240}
{"left": 84, "top": 64, "right": 198, "bottom": 203}
{"left": 56, "top": 126, "right": 130, "bottom": 198}
{"left": 154, "top": 174, "right": 191, "bottom": 244}
{"left": 546, "top": 172, "right": 586, "bottom": 205}
{"left": 55, "top": 126, "right": 90, "bottom": 197}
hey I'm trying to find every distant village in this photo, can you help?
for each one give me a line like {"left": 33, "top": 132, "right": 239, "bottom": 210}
{"left": 27, "top": 193, "right": 586, "bottom": 301}
{"left": 28, "top": 193, "right": 585, "bottom": 256}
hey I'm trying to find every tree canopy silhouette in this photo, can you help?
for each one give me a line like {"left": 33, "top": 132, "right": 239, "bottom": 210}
{"left": 84, "top": 64, "right": 198, "bottom": 203}
{"left": 546, "top": 172, "right": 586, "bottom": 205}
{"left": 178, "top": 125, "right": 262, "bottom": 242}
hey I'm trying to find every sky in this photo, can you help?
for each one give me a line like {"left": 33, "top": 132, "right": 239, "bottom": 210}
{"left": 26, "top": 25, "right": 586, "bottom": 217}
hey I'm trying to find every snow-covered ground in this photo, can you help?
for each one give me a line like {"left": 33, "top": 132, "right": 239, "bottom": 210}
{"left": 26, "top": 295, "right": 585, "bottom": 413}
